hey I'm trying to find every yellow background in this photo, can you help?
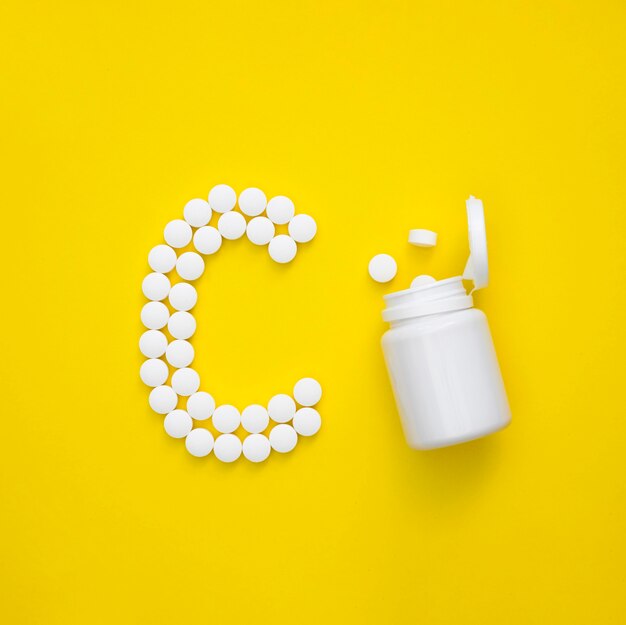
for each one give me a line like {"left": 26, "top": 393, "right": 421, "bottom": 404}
{"left": 1, "top": 1, "right": 625, "bottom": 623}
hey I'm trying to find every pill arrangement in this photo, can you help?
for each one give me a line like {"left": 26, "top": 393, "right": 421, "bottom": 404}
{"left": 140, "top": 184, "right": 321, "bottom": 463}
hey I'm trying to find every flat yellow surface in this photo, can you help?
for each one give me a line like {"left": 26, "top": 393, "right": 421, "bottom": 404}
{"left": 1, "top": 1, "right": 625, "bottom": 623}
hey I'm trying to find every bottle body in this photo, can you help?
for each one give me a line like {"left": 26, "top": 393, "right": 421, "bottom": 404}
{"left": 382, "top": 307, "right": 511, "bottom": 449}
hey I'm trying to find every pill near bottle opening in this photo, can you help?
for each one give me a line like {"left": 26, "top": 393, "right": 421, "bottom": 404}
{"left": 268, "top": 394, "right": 296, "bottom": 423}
{"left": 142, "top": 272, "right": 171, "bottom": 301}
{"left": 238, "top": 187, "right": 267, "bottom": 217}
{"left": 164, "top": 410, "right": 193, "bottom": 438}
{"left": 293, "top": 378, "right": 322, "bottom": 406}
{"left": 246, "top": 216, "right": 275, "bottom": 246}
{"left": 164, "top": 219, "right": 192, "bottom": 248}
{"left": 139, "top": 330, "right": 168, "bottom": 359}
{"left": 141, "top": 301, "right": 170, "bottom": 330}
{"left": 140, "top": 358, "right": 169, "bottom": 387}
{"left": 411, "top": 274, "right": 437, "bottom": 289}
{"left": 165, "top": 339, "right": 194, "bottom": 368}
{"left": 266, "top": 196, "right": 295, "bottom": 224}
{"left": 149, "top": 385, "right": 178, "bottom": 414}
{"left": 293, "top": 407, "right": 322, "bottom": 436}
{"left": 171, "top": 367, "right": 201, "bottom": 396}
{"left": 186, "top": 391, "right": 215, "bottom": 421}
{"left": 208, "top": 184, "right": 237, "bottom": 213}
{"left": 193, "top": 226, "right": 222, "bottom": 255}
{"left": 168, "top": 311, "right": 196, "bottom": 340}
{"left": 368, "top": 254, "right": 397, "bottom": 283}
{"left": 214, "top": 433, "right": 242, "bottom": 463}
{"left": 241, "top": 404, "right": 270, "bottom": 433}
{"left": 269, "top": 424, "right": 298, "bottom": 453}
{"left": 148, "top": 244, "right": 177, "bottom": 273}
{"left": 183, "top": 198, "right": 212, "bottom": 227}
{"left": 168, "top": 282, "right": 197, "bottom": 311}
{"left": 268, "top": 235, "right": 297, "bottom": 264}
{"left": 242, "top": 434, "right": 271, "bottom": 462}
{"left": 185, "top": 428, "right": 214, "bottom": 457}
{"left": 408, "top": 229, "right": 437, "bottom": 248}
{"left": 212, "top": 405, "right": 241, "bottom": 433}
{"left": 176, "top": 251, "right": 205, "bottom": 281}
{"left": 288, "top": 214, "right": 317, "bottom": 243}
{"left": 218, "top": 211, "right": 247, "bottom": 240}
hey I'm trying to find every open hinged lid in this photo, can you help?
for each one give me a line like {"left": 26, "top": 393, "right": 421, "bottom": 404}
{"left": 462, "top": 195, "right": 489, "bottom": 291}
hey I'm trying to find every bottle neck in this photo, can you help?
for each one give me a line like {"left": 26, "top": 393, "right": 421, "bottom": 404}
{"left": 382, "top": 277, "right": 473, "bottom": 325}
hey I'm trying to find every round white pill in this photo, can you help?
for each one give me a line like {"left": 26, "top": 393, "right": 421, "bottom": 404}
{"left": 293, "top": 378, "right": 322, "bottom": 406}
{"left": 411, "top": 274, "right": 436, "bottom": 289}
{"left": 268, "top": 394, "right": 296, "bottom": 423}
{"left": 368, "top": 254, "right": 397, "bottom": 283}
{"left": 168, "top": 282, "right": 197, "bottom": 311}
{"left": 183, "top": 198, "right": 212, "bottom": 227}
{"left": 140, "top": 358, "right": 169, "bottom": 387}
{"left": 218, "top": 211, "right": 247, "bottom": 240}
{"left": 148, "top": 244, "right": 177, "bottom": 273}
{"left": 139, "top": 330, "right": 168, "bottom": 359}
{"left": 212, "top": 405, "right": 241, "bottom": 433}
{"left": 288, "top": 214, "right": 317, "bottom": 243}
{"left": 242, "top": 434, "right": 271, "bottom": 463}
{"left": 268, "top": 235, "right": 297, "bottom": 264}
{"left": 185, "top": 428, "right": 214, "bottom": 457}
{"left": 176, "top": 251, "right": 205, "bottom": 281}
{"left": 238, "top": 187, "right": 267, "bottom": 217}
{"left": 246, "top": 216, "right": 275, "bottom": 246}
{"left": 293, "top": 407, "right": 322, "bottom": 436}
{"left": 149, "top": 385, "right": 178, "bottom": 414}
{"left": 213, "top": 434, "right": 242, "bottom": 463}
{"left": 142, "top": 272, "right": 171, "bottom": 301}
{"left": 164, "top": 219, "right": 192, "bottom": 248}
{"left": 164, "top": 410, "right": 193, "bottom": 438}
{"left": 171, "top": 367, "right": 200, "bottom": 396}
{"left": 141, "top": 301, "right": 169, "bottom": 329}
{"left": 241, "top": 404, "right": 270, "bottom": 433}
{"left": 269, "top": 424, "right": 298, "bottom": 453}
{"left": 266, "top": 196, "right": 295, "bottom": 224}
{"left": 408, "top": 229, "right": 437, "bottom": 248}
{"left": 186, "top": 392, "right": 215, "bottom": 421}
{"left": 193, "top": 226, "right": 222, "bottom": 255}
{"left": 168, "top": 311, "right": 196, "bottom": 340}
{"left": 208, "top": 184, "right": 237, "bottom": 213}
{"left": 165, "top": 339, "right": 194, "bottom": 368}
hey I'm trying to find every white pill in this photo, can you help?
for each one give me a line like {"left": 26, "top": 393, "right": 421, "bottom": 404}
{"left": 288, "top": 214, "right": 317, "bottom": 243}
{"left": 293, "top": 378, "right": 322, "bottom": 406}
{"left": 243, "top": 434, "right": 271, "bottom": 463}
{"left": 213, "top": 434, "right": 242, "bottom": 463}
{"left": 164, "top": 219, "right": 192, "bottom": 248}
{"left": 139, "top": 330, "right": 168, "bottom": 358}
{"left": 168, "top": 311, "right": 196, "bottom": 340}
{"left": 269, "top": 424, "right": 298, "bottom": 453}
{"left": 293, "top": 407, "right": 322, "bottom": 436}
{"left": 176, "top": 251, "right": 205, "bottom": 281}
{"left": 141, "top": 301, "right": 169, "bottom": 329}
{"left": 268, "top": 394, "right": 296, "bottom": 423}
{"left": 266, "top": 196, "right": 295, "bottom": 224}
{"left": 408, "top": 229, "right": 437, "bottom": 248}
{"left": 241, "top": 404, "right": 270, "bottom": 433}
{"left": 183, "top": 198, "right": 212, "bottom": 227}
{"left": 148, "top": 244, "right": 177, "bottom": 273}
{"left": 208, "top": 184, "right": 237, "bottom": 213}
{"left": 142, "top": 272, "right": 171, "bottom": 301}
{"left": 165, "top": 339, "right": 195, "bottom": 368}
{"left": 212, "top": 405, "right": 241, "bottom": 433}
{"left": 168, "top": 282, "right": 197, "bottom": 311}
{"left": 246, "top": 216, "right": 275, "bottom": 246}
{"left": 186, "top": 392, "right": 215, "bottom": 421}
{"left": 171, "top": 367, "right": 200, "bottom": 396}
{"left": 164, "top": 410, "right": 193, "bottom": 438}
{"left": 193, "top": 226, "right": 222, "bottom": 255}
{"left": 238, "top": 187, "right": 267, "bottom": 217}
{"left": 411, "top": 274, "right": 436, "bottom": 289}
{"left": 185, "top": 428, "right": 214, "bottom": 457}
{"left": 368, "top": 254, "right": 397, "bottom": 283}
{"left": 268, "top": 235, "right": 297, "bottom": 264}
{"left": 140, "top": 358, "right": 169, "bottom": 387}
{"left": 149, "top": 385, "right": 178, "bottom": 414}
{"left": 218, "top": 211, "right": 247, "bottom": 240}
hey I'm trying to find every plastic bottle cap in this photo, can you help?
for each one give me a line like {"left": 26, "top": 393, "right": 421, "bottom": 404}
{"left": 463, "top": 195, "right": 489, "bottom": 291}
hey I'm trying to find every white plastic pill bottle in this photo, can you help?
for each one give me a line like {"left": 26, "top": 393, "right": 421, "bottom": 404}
{"left": 381, "top": 197, "right": 511, "bottom": 449}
